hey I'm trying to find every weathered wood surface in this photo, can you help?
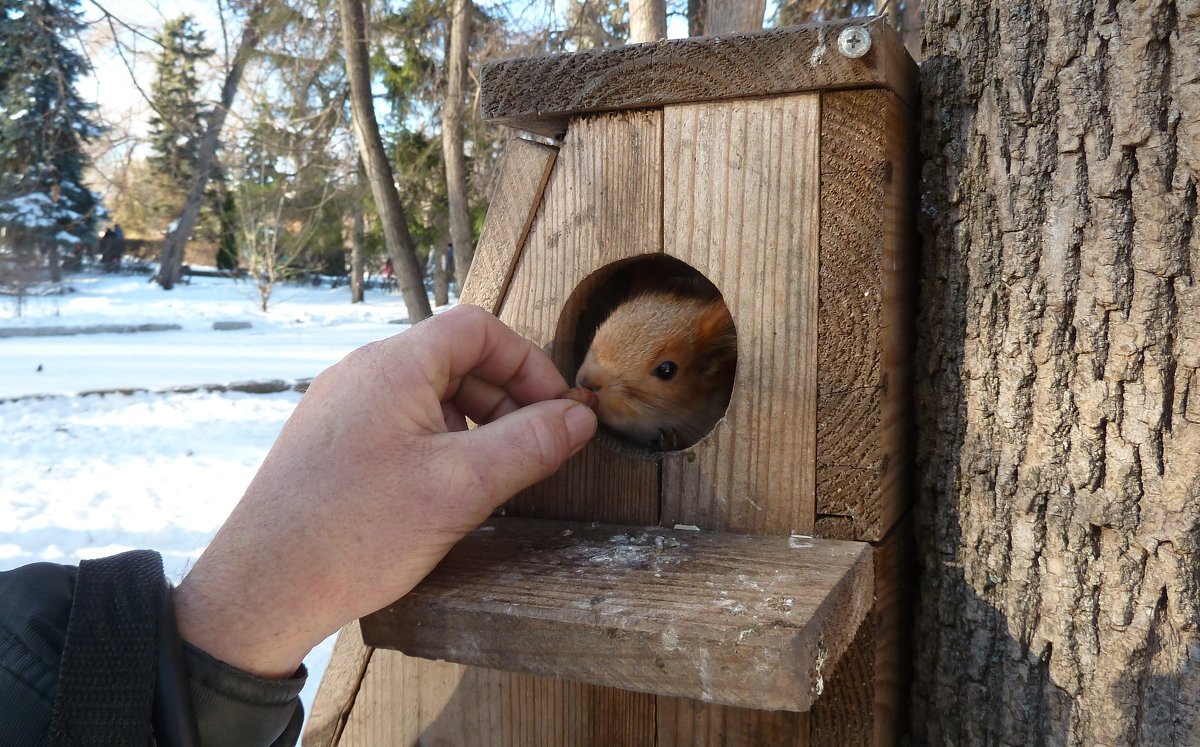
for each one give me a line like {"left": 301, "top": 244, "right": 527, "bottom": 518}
{"left": 480, "top": 17, "right": 917, "bottom": 138}
{"left": 361, "top": 517, "right": 874, "bottom": 713}
{"left": 457, "top": 137, "right": 558, "bottom": 313}
{"left": 814, "top": 89, "right": 915, "bottom": 543}
{"left": 660, "top": 94, "right": 821, "bottom": 538}
{"left": 807, "top": 513, "right": 914, "bottom": 747}
{"left": 868, "top": 515, "right": 914, "bottom": 745}
{"left": 811, "top": 614, "right": 875, "bottom": 746}
{"left": 303, "top": 622, "right": 373, "bottom": 747}
{"left": 656, "top": 698, "right": 809, "bottom": 746}
{"left": 499, "top": 111, "right": 662, "bottom": 525}
{"left": 339, "top": 653, "right": 656, "bottom": 745}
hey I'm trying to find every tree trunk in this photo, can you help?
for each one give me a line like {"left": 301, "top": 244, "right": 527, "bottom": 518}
{"left": 345, "top": 207, "right": 364, "bottom": 304}
{"left": 156, "top": 6, "right": 263, "bottom": 290}
{"left": 629, "top": 0, "right": 666, "bottom": 43}
{"left": 686, "top": 0, "right": 704, "bottom": 37}
{"left": 432, "top": 237, "right": 449, "bottom": 307}
{"left": 442, "top": 0, "right": 474, "bottom": 293}
{"left": 702, "top": 0, "right": 763, "bottom": 34}
{"left": 914, "top": 1, "right": 1200, "bottom": 745}
{"left": 893, "top": 0, "right": 923, "bottom": 61}
{"left": 339, "top": 0, "right": 433, "bottom": 322}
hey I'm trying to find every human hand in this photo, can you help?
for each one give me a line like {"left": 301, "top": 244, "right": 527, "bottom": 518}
{"left": 173, "top": 305, "right": 597, "bottom": 678}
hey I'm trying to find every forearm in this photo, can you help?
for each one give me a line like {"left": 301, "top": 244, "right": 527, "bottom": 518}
{"left": 0, "top": 556, "right": 306, "bottom": 747}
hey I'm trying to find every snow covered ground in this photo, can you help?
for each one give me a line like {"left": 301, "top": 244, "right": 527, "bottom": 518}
{"left": 0, "top": 271, "right": 429, "bottom": 719}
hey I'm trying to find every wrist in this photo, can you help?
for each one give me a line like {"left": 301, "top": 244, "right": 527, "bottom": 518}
{"left": 174, "top": 567, "right": 315, "bottom": 680}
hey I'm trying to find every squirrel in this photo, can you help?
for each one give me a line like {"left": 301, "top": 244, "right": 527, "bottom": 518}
{"left": 575, "top": 289, "right": 736, "bottom": 451}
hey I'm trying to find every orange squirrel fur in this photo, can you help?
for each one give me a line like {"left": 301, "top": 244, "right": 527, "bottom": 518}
{"left": 576, "top": 290, "right": 736, "bottom": 451}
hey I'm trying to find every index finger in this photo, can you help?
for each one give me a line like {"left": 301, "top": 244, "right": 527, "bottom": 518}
{"left": 395, "top": 305, "right": 568, "bottom": 406}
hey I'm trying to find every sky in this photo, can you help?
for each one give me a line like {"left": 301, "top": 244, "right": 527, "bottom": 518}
{"left": 75, "top": 0, "right": 697, "bottom": 145}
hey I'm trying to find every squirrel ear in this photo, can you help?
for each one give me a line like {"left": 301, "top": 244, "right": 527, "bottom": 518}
{"left": 697, "top": 301, "right": 737, "bottom": 362}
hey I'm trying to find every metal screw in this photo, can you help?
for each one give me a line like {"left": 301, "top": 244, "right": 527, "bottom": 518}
{"left": 837, "top": 26, "right": 872, "bottom": 59}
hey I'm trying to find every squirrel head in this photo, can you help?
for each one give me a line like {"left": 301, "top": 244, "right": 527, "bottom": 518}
{"left": 576, "top": 291, "right": 736, "bottom": 450}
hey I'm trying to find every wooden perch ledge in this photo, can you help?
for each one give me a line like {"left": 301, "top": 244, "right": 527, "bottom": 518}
{"left": 359, "top": 517, "right": 874, "bottom": 713}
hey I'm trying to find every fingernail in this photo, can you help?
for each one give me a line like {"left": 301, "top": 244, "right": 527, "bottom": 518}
{"left": 564, "top": 402, "right": 597, "bottom": 451}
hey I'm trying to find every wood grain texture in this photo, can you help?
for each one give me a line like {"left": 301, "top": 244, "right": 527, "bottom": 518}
{"left": 360, "top": 517, "right": 874, "bottom": 712}
{"left": 458, "top": 138, "right": 558, "bottom": 313}
{"left": 499, "top": 111, "right": 662, "bottom": 525}
{"left": 480, "top": 17, "right": 918, "bottom": 138}
{"left": 657, "top": 698, "right": 810, "bottom": 747}
{"left": 341, "top": 653, "right": 656, "bottom": 746}
{"left": 302, "top": 622, "right": 373, "bottom": 747}
{"left": 869, "top": 514, "right": 914, "bottom": 746}
{"left": 655, "top": 93, "right": 825, "bottom": 745}
{"left": 815, "top": 89, "right": 915, "bottom": 543}
{"left": 810, "top": 607, "right": 876, "bottom": 746}
{"left": 877, "top": 91, "right": 917, "bottom": 545}
{"left": 660, "top": 94, "right": 821, "bottom": 538}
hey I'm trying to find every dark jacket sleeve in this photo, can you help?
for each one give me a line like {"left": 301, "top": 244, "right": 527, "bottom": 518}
{"left": 0, "top": 562, "right": 74, "bottom": 746}
{"left": 0, "top": 556, "right": 306, "bottom": 747}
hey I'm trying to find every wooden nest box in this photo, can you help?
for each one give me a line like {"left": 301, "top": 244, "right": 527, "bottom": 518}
{"left": 308, "top": 16, "right": 918, "bottom": 746}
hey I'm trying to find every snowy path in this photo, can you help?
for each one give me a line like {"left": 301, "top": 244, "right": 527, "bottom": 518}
{"left": 1, "top": 273, "right": 423, "bottom": 718}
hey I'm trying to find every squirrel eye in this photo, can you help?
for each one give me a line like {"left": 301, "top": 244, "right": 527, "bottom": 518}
{"left": 654, "top": 361, "right": 678, "bottom": 381}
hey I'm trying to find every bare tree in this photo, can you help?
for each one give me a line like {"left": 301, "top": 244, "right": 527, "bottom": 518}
{"left": 344, "top": 160, "right": 366, "bottom": 305}
{"left": 629, "top": 0, "right": 666, "bottom": 42}
{"left": 687, "top": 0, "right": 705, "bottom": 36}
{"left": 442, "top": 0, "right": 473, "bottom": 291}
{"left": 338, "top": 0, "right": 432, "bottom": 322}
{"left": 156, "top": 2, "right": 267, "bottom": 290}
{"left": 914, "top": 0, "right": 1200, "bottom": 743}
{"left": 703, "top": 0, "right": 764, "bottom": 33}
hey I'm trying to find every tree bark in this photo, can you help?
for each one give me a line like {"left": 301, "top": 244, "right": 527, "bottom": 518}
{"left": 156, "top": 5, "right": 263, "bottom": 290}
{"left": 339, "top": 0, "right": 433, "bottom": 322}
{"left": 702, "top": 0, "right": 763, "bottom": 35}
{"left": 686, "top": 0, "right": 705, "bottom": 37}
{"left": 432, "top": 237, "right": 450, "bottom": 307}
{"left": 629, "top": 0, "right": 666, "bottom": 43}
{"left": 344, "top": 207, "right": 364, "bottom": 304}
{"left": 914, "top": 1, "right": 1200, "bottom": 744}
{"left": 442, "top": 0, "right": 473, "bottom": 292}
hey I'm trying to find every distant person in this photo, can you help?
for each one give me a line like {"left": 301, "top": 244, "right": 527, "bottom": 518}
{"left": 112, "top": 224, "right": 126, "bottom": 269}
{"left": 382, "top": 256, "right": 395, "bottom": 292}
{"left": 98, "top": 228, "right": 117, "bottom": 272}
{"left": 0, "top": 306, "right": 597, "bottom": 745}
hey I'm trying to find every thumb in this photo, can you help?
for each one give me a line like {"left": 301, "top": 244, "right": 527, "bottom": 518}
{"left": 455, "top": 399, "right": 597, "bottom": 504}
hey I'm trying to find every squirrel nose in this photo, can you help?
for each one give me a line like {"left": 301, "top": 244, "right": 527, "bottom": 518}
{"left": 577, "top": 373, "right": 600, "bottom": 392}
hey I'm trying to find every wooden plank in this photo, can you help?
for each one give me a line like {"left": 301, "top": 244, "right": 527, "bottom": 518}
{"left": 341, "top": 653, "right": 657, "bottom": 746}
{"left": 480, "top": 17, "right": 918, "bottom": 137}
{"left": 877, "top": 90, "right": 918, "bottom": 545}
{"left": 656, "top": 92, "right": 825, "bottom": 745}
{"left": 815, "top": 89, "right": 915, "bottom": 542}
{"left": 499, "top": 111, "right": 662, "bottom": 525}
{"left": 869, "top": 514, "right": 915, "bottom": 746}
{"left": 802, "top": 514, "right": 915, "bottom": 744}
{"left": 458, "top": 137, "right": 558, "bottom": 314}
{"left": 337, "top": 650, "right": 467, "bottom": 745}
{"left": 810, "top": 612, "right": 876, "bottom": 746}
{"left": 302, "top": 622, "right": 373, "bottom": 747}
{"left": 660, "top": 94, "right": 821, "bottom": 537}
{"left": 361, "top": 517, "right": 874, "bottom": 713}
{"left": 657, "top": 698, "right": 810, "bottom": 747}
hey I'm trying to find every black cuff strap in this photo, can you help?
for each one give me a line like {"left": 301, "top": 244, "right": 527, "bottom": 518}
{"left": 48, "top": 550, "right": 165, "bottom": 746}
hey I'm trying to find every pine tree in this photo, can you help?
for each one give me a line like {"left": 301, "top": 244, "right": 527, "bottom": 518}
{"left": 0, "top": 0, "right": 102, "bottom": 258}
{"left": 147, "top": 16, "right": 211, "bottom": 191}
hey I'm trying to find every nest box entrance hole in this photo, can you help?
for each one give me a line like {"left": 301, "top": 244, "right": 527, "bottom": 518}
{"left": 556, "top": 254, "right": 737, "bottom": 455}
